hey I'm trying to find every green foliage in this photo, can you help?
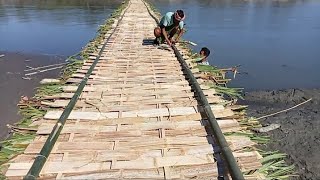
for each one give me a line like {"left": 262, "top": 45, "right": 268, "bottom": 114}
{"left": 258, "top": 154, "right": 295, "bottom": 180}
{"left": 0, "top": 168, "right": 6, "bottom": 180}
{"left": 0, "top": 133, "right": 35, "bottom": 166}
{"left": 61, "top": 59, "right": 83, "bottom": 81}
{"left": 206, "top": 82, "right": 244, "bottom": 100}
{"left": 227, "top": 131, "right": 294, "bottom": 179}
{"left": 239, "top": 117, "right": 261, "bottom": 129}
{"left": 18, "top": 105, "right": 45, "bottom": 121}
{"left": 195, "top": 64, "right": 221, "bottom": 74}
{"left": 35, "top": 84, "right": 63, "bottom": 98}
{"left": 225, "top": 130, "right": 294, "bottom": 179}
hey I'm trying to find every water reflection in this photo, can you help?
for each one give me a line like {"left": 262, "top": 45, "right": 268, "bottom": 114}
{"left": 0, "top": 0, "right": 122, "bottom": 55}
{"left": 0, "top": 0, "right": 121, "bottom": 7}
{"left": 0, "top": 0, "right": 121, "bottom": 24}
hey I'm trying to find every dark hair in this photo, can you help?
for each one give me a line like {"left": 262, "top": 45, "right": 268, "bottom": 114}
{"left": 201, "top": 47, "right": 210, "bottom": 57}
{"left": 177, "top": 10, "right": 184, "bottom": 18}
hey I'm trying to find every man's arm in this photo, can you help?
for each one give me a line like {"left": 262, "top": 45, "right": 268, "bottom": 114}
{"left": 174, "top": 28, "right": 184, "bottom": 43}
{"left": 159, "top": 13, "right": 172, "bottom": 46}
{"left": 161, "top": 27, "right": 172, "bottom": 46}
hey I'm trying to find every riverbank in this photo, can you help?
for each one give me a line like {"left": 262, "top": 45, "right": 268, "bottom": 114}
{"left": 241, "top": 88, "right": 320, "bottom": 180}
{"left": 0, "top": 51, "right": 63, "bottom": 140}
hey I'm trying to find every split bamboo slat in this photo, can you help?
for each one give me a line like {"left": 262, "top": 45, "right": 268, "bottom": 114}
{"left": 5, "top": 0, "right": 263, "bottom": 179}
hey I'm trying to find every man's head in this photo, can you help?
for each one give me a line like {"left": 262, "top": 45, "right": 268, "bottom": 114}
{"left": 173, "top": 10, "right": 185, "bottom": 25}
{"left": 200, "top": 47, "right": 210, "bottom": 58}
{"left": 154, "top": 27, "right": 162, "bottom": 38}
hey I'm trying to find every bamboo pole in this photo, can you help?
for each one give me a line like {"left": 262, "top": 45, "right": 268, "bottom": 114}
{"left": 25, "top": 66, "right": 64, "bottom": 76}
{"left": 24, "top": 62, "right": 67, "bottom": 72}
{"left": 40, "top": 79, "right": 61, "bottom": 85}
{"left": 256, "top": 98, "right": 312, "bottom": 120}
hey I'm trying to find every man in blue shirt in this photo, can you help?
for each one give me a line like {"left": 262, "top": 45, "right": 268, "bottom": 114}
{"left": 154, "top": 10, "right": 185, "bottom": 46}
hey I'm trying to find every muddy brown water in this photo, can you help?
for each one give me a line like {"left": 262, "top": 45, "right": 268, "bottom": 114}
{"left": 0, "top": 51, "right": 62, "bottom": 139}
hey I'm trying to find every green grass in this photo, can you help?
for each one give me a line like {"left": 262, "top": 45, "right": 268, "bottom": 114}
{"left": 226, "top": 116, "right": 295, "bottom": 179}
{"left": 0, "top": 133, "right": 35, "bottom": 165}
{"left": 225, "top": 127, "right": 294, "bottom": 179}
{"left": 205, "top": 81, "right": 244, "bottom": 100}
{"left": 195, "top": 64, "right": 221, "bottom": 74}
{"left": 35, "top": 83, "right": 63, "bottom": 98}
{"left": 228, "top": 133, "right": 294, "bottom": 179}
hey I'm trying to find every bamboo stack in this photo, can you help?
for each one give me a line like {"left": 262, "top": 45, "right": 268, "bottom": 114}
{"left": 4, "top": 0, "right": 264, "bottom": 179}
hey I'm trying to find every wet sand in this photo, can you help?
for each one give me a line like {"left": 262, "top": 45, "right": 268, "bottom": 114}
{"left": 242, "top": 89, "right": 320, "bottom": 180}
{"left": 0, "top": 51, "right": 63, "bottom": 139}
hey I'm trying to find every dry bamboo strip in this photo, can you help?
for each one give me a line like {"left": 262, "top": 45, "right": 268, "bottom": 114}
{"left": 60, "top": 86, "right": 218, "bottom": 97}
{"left": 256, "top": 98, "right": 312, "bottom": 120}
{"left": 6, "top": 149, "right": 258, "bottom": 176}
{"left": 43, "top": 105, "right": 233, "bottom": 120}
{"left": 24, "top": 62, "right": 67, "bottom": 72}
{"left": 76, "top": 69, "right": 184, "bottom": 75}
{"left": 36, "top": 119, "right": 239, "bottom": 134}
{"left": 24, "top": 136, "right": 254, "bottom": 154}
{"left": 84, "top": 63, "right": 180, "bottom": 68}
{"left": 33, "top": 114, "right": 204, "bottom": 126}
{"left": 64, "top": 82, "right": 191, "bottom": 91}
{"left": 25, "top": 66, "right": 64, "bottom": 76}
{"left": 43, "top": 93, "right": 188, "bottom": 101}
{"left": 72, "top": 74, "right": 186, "bottom": 81}
{"left": 42, "top": 93, "right": 224, "bottom": 105}
{"left": 84, "top": 59, "right": 180, "bottom": 64}
{"left": 61, "top": 84, "right": 195, "bottom": 92}
{"left": 41, "top": 99, "right": 174, "bottom": 108}
{"left": 9, "top": 151, "right": 255, "bottom": 178}
{"left": 69, "top": 82, "right": 190, "bottom": 89}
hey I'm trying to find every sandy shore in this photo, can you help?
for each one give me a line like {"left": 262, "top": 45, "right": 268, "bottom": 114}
{"left": 242, "top": 89, "right": 320, "bottom": 180}
{"left": 0, "top": 51, "right": 64, "bottom": 139}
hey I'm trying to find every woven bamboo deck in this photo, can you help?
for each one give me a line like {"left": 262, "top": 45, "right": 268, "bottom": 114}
{"left": 5, "top": 0, "right": 263, "bottom": 179}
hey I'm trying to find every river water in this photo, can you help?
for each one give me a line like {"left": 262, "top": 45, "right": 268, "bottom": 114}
{"left": 1, "top": 0, "right": 320, "bottom": 90}
{"left": 0, "top": 0, "right": 121, "bottom": 56}
{"left": 151, "top": 0, "right": 320, "bottom": 90}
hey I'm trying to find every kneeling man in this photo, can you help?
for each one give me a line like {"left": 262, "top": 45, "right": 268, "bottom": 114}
{"left": 154, "top": 10, "right": 185, "bottom": 46}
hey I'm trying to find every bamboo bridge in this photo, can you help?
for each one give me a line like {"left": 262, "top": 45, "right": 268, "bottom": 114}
{"left": 4, "top": 0, "right": 265, "bottom": 179}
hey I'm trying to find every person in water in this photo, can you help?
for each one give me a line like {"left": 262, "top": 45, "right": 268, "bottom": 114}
{"left": 153, "top": 10, "right": 185, "bottom": 46}
{"left": 193, "top": 47, "right": 211, "bottom": 65}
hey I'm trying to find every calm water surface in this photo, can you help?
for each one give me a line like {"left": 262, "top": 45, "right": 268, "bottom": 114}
{"left": 151, "top": 0, "right": 320, "bottom": 90}
{"left": 0, "top": 0, "right": 121, "bottom": 55}
{"left": 1, "top": 0, "right": 320, "bottom": 90}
